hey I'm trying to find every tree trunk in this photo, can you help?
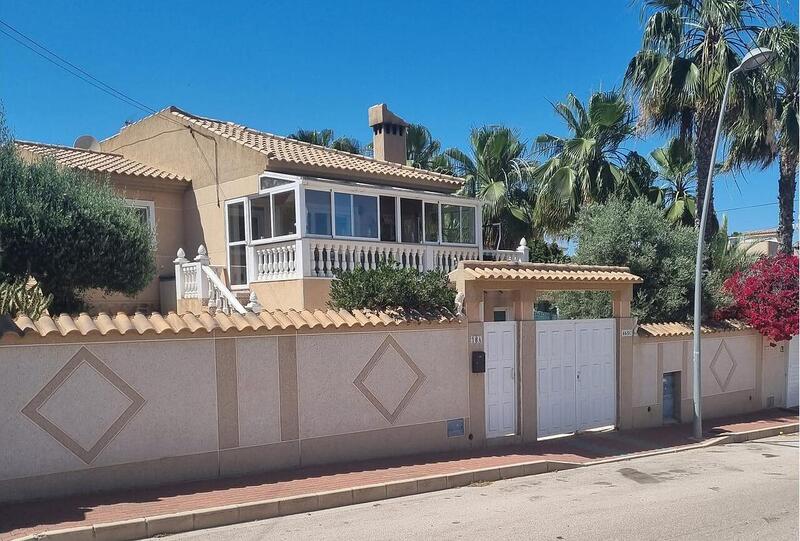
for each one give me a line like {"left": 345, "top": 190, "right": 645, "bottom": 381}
{"left": 694, "top": 112, "right": 719, "bottom": 249}
{"left": 778, "top": 148, "right": 798, "bottom": 254}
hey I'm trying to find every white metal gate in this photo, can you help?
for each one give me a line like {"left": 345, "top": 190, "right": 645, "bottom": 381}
{"left": 537, "top": 319, "right": 616, "bottom": 438}
{"left": 484, "top": 321, "right": 517, "bottom": 439}
{"left": 787, "top": 336, "right": 799, "bottom": 408}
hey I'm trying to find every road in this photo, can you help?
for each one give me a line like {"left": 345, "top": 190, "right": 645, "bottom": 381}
{"left": 165, "top": 434, "right": 799, "bottom": 541}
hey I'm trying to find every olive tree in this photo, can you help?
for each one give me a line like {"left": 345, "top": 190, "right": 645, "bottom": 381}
{"left": 0, "top": 128, "right": 156, "bottom": 313}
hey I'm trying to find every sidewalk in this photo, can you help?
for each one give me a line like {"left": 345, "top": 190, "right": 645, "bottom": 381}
{"left": 3, "top": 409, "right": 797, "bottom": 541}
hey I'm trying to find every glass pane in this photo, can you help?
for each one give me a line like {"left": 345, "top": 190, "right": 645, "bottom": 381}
{"left": 424, "top": 202, "right": 439, "bottom": 242}
{"left": 441, "top": 204, "right": 460, "bottom": 243}
{"left": 227, "top": 202, "right": 246, "bottom": 242}
{"left": 260, "top": 176, "right": 292, "bottom": 190}
{"left": 461, "top": 206, "right": 476, "bottom": 244}
{"left": 133, "top": 206, "right": 150, "bottom": 228}
{"left": 229, "top": 245, "right": 247, "bottom": 286}
{"left": 353, "top": 195, "right": 378, "bottom": 238}
{"left": 400, "top": 198, "right": 423, "bottom": 243}
{"left": 380, "top": 196, "right": 396, "bottom": 242}
{"left": 272, "top": 190, "right": 296, "bottom": 237}
{"left": 334, "top": 192, "right": 352, "bottom": 236}
{"left": 306, "top": 189, "right": 331, "bottom": 236}
{"left": 250, "top": 196, "right": 272, "bottom": 240}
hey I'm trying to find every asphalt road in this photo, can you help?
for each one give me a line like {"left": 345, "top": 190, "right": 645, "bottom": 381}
{"left": 164, "top": 434, "right": 799, "bottom": 541}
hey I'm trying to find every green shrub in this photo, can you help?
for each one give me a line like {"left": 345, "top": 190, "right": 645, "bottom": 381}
{"left": 328, "top": 261, "right": 456, "bottom": 314}
{"left": 0, "top": 276, "right": 52, "bottom": 319}
{"left": 0, "top": 134, "right": 156, "bottom": 313}
{"left": 554, "top": 197, "right": 725, "bottom": 323}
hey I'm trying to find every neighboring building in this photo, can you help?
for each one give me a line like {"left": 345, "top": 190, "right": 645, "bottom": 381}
{"left": 729, "top": 228, "right": 782, "bottom": 257}
{"left": 17, "top": 104, "right": 497, "bottom": 314}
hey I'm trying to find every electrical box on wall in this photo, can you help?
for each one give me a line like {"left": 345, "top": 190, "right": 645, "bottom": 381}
{"left": 471, "top": 351, "right": 486, "bottom": 373}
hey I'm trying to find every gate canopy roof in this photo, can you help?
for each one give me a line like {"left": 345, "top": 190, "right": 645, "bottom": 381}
{"left": 450, "top": 261, "right": 642, "bottom": 286}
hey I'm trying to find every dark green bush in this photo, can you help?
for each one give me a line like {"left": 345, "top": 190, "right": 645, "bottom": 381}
{"left": 554, "top": 197, "right": 717, "bottom": 323}
{"left": 328, "top": 261, "right": 456, "bottom": 314}
{"left": 0, "top": 134, "right": 156, "bottom": 313}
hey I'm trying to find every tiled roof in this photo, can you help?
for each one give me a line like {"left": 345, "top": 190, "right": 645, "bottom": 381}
{"left": 166, "top": 107, "right": 464, "bottom": 190}
{"left": 455, "top": 261, "right": 643, "bottom": 283}
{"left": 1, "top": 309, "right": 461, "bottom": 340}
{"left": 638, "top": 320, "right": 751, "bottom": 338}
{"left": 15, "top": 141, "right": 190, "bottom": 182}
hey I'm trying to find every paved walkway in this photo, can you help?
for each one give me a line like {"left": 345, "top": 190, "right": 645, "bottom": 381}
{"left": 2, "top": 409, "right": 797, "bottom": 540}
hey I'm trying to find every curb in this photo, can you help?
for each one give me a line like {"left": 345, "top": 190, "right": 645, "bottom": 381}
{"left": 14, "top": 423, "right": 798, "bottom": 541}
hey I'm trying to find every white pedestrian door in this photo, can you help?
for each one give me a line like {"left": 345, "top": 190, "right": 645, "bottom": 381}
{"left": 537, "top": 319, "right": 616, "bottom": 438}
{"left": 787, "top": 336, "right": 799, "bottom": 408}
{"left": 484, "top": 321, "right": 517, "bottom": 439}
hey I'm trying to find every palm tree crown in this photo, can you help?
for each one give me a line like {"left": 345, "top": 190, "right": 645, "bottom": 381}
{"left": 624, "top": 0, "right": 772, "bottom": 245}
{"left": 651, "top": 137, "right": 697, "bottom": 226}
{"left": 533, "top": 91, "right": 635, "bottom": 232}
{"left": 445, "top": 126, "right": 537, "bottom": 248}
{"left": 287, "top": 129, "right": 362, "bottom": 154}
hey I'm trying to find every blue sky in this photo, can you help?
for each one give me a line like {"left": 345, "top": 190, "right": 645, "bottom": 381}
{"left": 2, "top": 1, "right": 797, "bottom": 234}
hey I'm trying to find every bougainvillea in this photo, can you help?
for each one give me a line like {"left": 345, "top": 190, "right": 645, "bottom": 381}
{"left": 717, "top": 253, "right": 799, "bottom": 343}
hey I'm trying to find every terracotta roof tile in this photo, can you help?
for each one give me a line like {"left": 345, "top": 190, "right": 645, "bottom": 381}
{"left": 1, "top": 308, "right": 460, "bottom": 341}
{"left": 455, "top": 261, "right": 643, "bottom": 284}
{"left": 15, "top": 141, "right": 190, "bottom": 183}
{"left": 166, "top": 107, "right": 463, "bottom": 191}
{"left": 638, "top": 320, "right": 751, "bottom": 337}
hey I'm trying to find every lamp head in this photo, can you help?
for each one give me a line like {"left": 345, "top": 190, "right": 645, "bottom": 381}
{"left": 736, "top": 47, "right": 776, "bottom": 72}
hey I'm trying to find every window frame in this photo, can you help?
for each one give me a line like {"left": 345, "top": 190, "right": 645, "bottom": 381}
{"left": 224, "top": 198, "right": 250, "bottom": 288}
{"left": 297, "top": 178, "right": 482, "bottom": 247}
{"left": 440, "top": 203, "right": 477, "bottom": 246}
{"left": 250, "top": 182, "right": 301, "bottom": 246}
{"left": 126, "top": 199, "right": 156, "bottom": 232}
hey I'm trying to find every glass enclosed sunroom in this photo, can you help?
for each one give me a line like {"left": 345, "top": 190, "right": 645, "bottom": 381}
{"left": 224, "top": 172, "right": 483, "bottom": 287}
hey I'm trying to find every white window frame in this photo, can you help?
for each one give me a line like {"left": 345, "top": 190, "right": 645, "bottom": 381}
{"left": 268, "top": 175, "right": 482, "bottom": 248}
{"left": 331, "top": 190, "right": 380, "bottom": 241}
{"left": 252, "top": 180, "right": 301, "bottom": 246}
{"left": 493, "top": 306, "right": 511, "bottom": 322}
{"left": 126, "top": 199, "right": 156, "bottom": 231}
{"left": 440, "top": 203, "right": 477, "bottom": 246}
{"left": 224, "top": 198, "right": 250, "bottom": 289}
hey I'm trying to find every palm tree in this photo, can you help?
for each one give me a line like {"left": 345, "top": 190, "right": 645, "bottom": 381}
{"left": 624, "top": 0, "right": 771, "bottom": 247}
{"left": 726, "top": 22, "right": 799, "bottom": 253}
{"left": 287, "top": 129, "right": 362, "bottom": 154}
{"left": 405, "top": 124, "right": 453, "bottom": 174}
{"left": 651, "top": 138, "right": 697, "bottom": 226}
{"left": 444, "top": 126, "right": 537, "bottom": 248}
{"left": 533, "top": 91, "right": 635, "bottom": 232}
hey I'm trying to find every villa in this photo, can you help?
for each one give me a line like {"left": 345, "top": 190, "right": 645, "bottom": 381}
{"left": 17, "top": 104, "right": 496, "bottom": 315}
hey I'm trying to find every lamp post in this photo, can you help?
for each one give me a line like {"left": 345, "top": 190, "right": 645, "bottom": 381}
{"left": 692, "top": 47, "right": 776, "bottom": 441}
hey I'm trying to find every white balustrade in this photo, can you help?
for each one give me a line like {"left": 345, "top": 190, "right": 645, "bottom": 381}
{"left": 175, "top": 246, "right": 246, "bottom": 315}
{"left": 484, "top": 238, "right": 530, "bottom": 263}
{"left": 252, "top": 241, "right": 300, "bottom": 281}
{"left": 303, "top": 239, "right": 478, "bottom": 278}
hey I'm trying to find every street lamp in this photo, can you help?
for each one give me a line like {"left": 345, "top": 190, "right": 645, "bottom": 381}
{"left": 692, "top": 47, "right": 776, "bottom": 440}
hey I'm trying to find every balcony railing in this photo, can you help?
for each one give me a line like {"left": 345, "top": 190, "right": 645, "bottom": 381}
{"left": 247, "top": 238, "right": 481, "bottom": 281}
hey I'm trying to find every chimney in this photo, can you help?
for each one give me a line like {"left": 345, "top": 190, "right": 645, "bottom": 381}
{"left": 369, "top": 103, "right": 408, "bottom": 164}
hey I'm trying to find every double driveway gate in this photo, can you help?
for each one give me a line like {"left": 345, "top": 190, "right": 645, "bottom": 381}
{"left": 483, "top": 319, "right": 617, "bottom": 440}
{"left": 535, "top": 319, "right": 616, "bottom": 438}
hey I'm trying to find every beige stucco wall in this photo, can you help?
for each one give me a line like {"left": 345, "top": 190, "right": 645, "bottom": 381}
{"left": 0, "top": 323, "right": 469, "bottom": 503}
{"left": 85, "top": 175, "right": 187, "bottom": 314}
{"left": 629, "top": 330, "right": 767, "bottom": 429}
{"left": 101, "top": 114, "right": 269, "bottom": 271}
{"left": 250, "top": 278, "right": 332, "bottom": 312}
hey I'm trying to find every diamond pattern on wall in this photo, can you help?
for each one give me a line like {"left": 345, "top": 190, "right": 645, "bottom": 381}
{"left": 710, "top": 340, "right": 737, "bottom": 392}
{"left": 353, "top": 335, "right": 426, "bottom": 424}
{"left": 21, "top": 347, "right": 146, "bottom": 464}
